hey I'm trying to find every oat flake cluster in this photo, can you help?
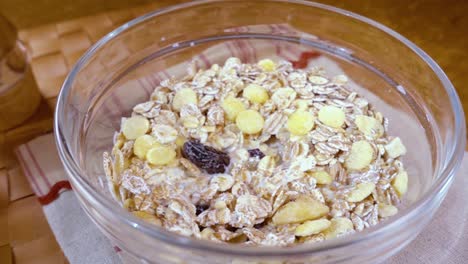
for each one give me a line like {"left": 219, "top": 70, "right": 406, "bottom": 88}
{"left": 103, "top": 57, "right": 409, "bottom": 246}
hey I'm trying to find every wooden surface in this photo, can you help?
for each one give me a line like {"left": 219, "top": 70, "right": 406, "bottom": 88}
{"left": 0, "top": 1, "right": 467, "bottom": 263}
{"left": 0, "top": 0, "right": 156, "bottom": 28}
{"left": 0, "top": 165, "right": 68, "bottom": 263}
{"left": 317, "top": 0, "right": 468, "bottom": 128}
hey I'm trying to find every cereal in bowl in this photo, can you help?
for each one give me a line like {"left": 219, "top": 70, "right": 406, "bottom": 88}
{"left": 103, "top": 57, "right": 408, "bottom": 246}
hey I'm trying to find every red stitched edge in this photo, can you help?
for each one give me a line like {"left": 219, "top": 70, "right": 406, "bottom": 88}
{"left": 291, "top": 51, "right": 321, "bottom": 68}
{"left": 37, "top": 181, "right": 73, "bottom": 205}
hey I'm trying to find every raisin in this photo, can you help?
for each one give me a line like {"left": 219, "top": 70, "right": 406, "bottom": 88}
{"left": 225, "top": 225, "right": 238, "bottom": 232}
{"left": 196, "top": 204, "right": 209, "bottom": 215}
{"left": 248, "top": 148, "right": 265, "bottom": 159}
{"left": 253, "top": 222, "right": 266, "bottom": 229}
{"left": 182, "top": 140, "right": 230, "bottom": 174}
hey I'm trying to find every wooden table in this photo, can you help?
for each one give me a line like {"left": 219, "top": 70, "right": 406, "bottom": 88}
{"left": 0, "top": 1, "right": 466, "bottom": 263}
{"left": 318, "top": 0, "right": 468, "bottom": 127}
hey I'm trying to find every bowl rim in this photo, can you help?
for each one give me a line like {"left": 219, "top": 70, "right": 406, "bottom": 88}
{"left": 54, "top": 0, "right": 466, "bottom": 258}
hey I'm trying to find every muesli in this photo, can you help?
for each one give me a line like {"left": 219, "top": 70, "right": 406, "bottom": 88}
{"left": 103, "top": 57, "right": 408, "bottom": 246}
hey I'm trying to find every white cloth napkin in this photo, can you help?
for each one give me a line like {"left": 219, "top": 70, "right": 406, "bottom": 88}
{"left": 43, "top": 191, "right": 122, "bottom": 264}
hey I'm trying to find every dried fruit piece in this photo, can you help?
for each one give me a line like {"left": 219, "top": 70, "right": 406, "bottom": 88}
{"left": 133, "top": 135, "right": 160, "bottom": 159}
{"left": 146, "top": 145, "right": 176, "bottom": 166}
{"left": 236, "top": 110, "right": 264, "bottom": 134}
{"left": 182, "top": 140, "right": 230, "bottom": 174}
{"left": 378, "top": 203, "right": 398, "bottom": 218}
{"left": 172, "top": 88, "right": 198, "bottom": 111}
{"left": 345, "top": 140, "right": 375, "bottom": 171}
{"left": 122, "top": 116, "right": 150, "bottom": 140}
{"left": 309, "top": 171, "right": 333, "bottom": 185}
{"left": 355, "top": 115, "right": 384, "bottom": 139}
{"left": 286, "top": 110, "right": 315, "bottom": 136}
{"left": 221, "top": 96, "right": 245, "bottom": 121}
{"left": 295, "top": 219, "right": 331, "bottom": 237}
{"left": 132, "top": 211, "right": 162, "bottom": 226}
{"left": 253, "top": 222, "right": 266, "bottom": 229}
{"left": 196, "top": 204, "right": 210, "bottom": 215}
{"left": 318, "top": 106, "right": 345, "bottom": 128}
{"left": 272, "top": 196, "right": 329, "bottom": 225}
{"left": 210, "top": 174, "right": 235, "bottom": 191}
{"left": 322, "top": 217, "right": 353, "bottom": 239}
{"left": 258, "top": 59, "right": 276, "bottom": 72}
{"left": 385, "top": 137, "right": 407, "bottom": 159}
{"left": 248, "top": 149, "right": 265, "bottom": 159}
{"left": 392, "top": 170, "right": 408, "bottom": 197}
{"left": 346, "top": 182, "right": 376, "bottom": 202}
{"left": 243, "top": 84, "right": 269, "bottom": 104}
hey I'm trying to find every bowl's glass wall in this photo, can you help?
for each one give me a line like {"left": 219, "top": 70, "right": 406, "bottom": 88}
{"left": 57, "top": 1, "right": 464, "bottom": 263}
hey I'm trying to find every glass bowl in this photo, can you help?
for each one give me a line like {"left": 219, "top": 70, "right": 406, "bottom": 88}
{"left": 54, "top": 0, "right": 466, "bottom": 263}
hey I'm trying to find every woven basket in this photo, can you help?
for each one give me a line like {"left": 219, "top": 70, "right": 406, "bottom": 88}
{"left": 0, "top": 64, "right": 41, "bottom": 132}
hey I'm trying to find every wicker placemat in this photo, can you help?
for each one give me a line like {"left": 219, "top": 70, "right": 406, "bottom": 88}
{"left": 17, "top": 2, "right": 178, "bottom": 110}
